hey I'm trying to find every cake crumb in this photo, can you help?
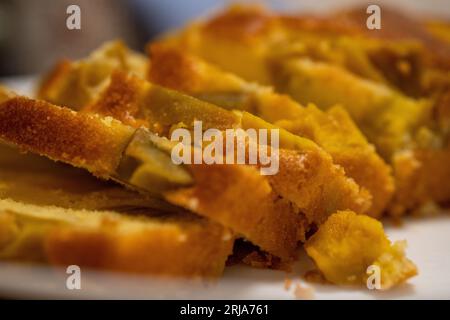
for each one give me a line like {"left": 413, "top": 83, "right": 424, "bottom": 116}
{"left": 283, "top": 277, "right": 315, "bottom": 299}
{"left": 284, "top": 277, "right": 292, "bottom": 290}
{"left": 293, "top": 282, "right": 315, "bottom": 300}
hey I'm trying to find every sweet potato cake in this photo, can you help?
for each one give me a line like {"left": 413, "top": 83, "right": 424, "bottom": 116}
{"left": 8, "top": 82, "right": 416, "bottom": 288}
{"left": 0, "top": 91, "right": 304, "bottom": 261}
{"left": 160, "top": 5, "right": 450, "bottom": 216}
{"left": 0, "top": 34, "right": 415, "bottom": 285}
{"left": 35, "top": 41, "right": 393, "bottom": 218}
{"left": 147, "top": 44, "right": 394, "bottom": 218}
{"left": 85, "top": 71, "right": 372, "bottom": 224}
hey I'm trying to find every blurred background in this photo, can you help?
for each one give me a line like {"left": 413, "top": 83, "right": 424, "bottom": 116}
{"left": 0, "top": 0, "right": 449, "bottom": 77}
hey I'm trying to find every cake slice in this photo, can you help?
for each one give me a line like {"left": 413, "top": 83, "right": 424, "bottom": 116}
{"left": 0, "top": 144, "right": 233, "bottom": 277}
{"left": 317, "top": 6, "right": 450, "bottom": 97}
{"left": 34, "top": 41, "right": 380, "bottom": 217}
{"left": 0, "top": 95, "right": 136, "bottom": 178}
{"left": 272, "top": 59, "right": 450, "bottom": 215}
{"left": 0, "top": 143, "right": 174, "bottom": 212}
{"left": 164, "top": 5, "right": 446, "bottom": 98}
{"left": 147, "top": 44, "right": 394, "bottom": 218}
{"left": 0, "top": 198, "right": 233, "bottom": 278}
{"left": 37, "top": 41, "right": 148, "bottom": 110}
{"left": 275, "top": 58, "right": 432, "bottom": 159}
{"left": 85, "top": 71, "right": 371, "bottom": 225}
{"left": 159, "top": 5, "right": 432, "bottom": 159}
{"left": 161, "top": 5, "right": 450, "bottom": 216}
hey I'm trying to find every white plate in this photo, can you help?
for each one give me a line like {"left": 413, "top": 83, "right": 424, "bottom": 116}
{"left": 0, "top": 214, "right": 449, "bottom": 299}
{"left": 1, "top": 74, "right": 449, "bottom": 300}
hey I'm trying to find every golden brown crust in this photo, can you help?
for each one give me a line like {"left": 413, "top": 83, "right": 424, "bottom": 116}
{"left": 83, "top": 71, "right": 149, "bottom": 128}
{"left": 202, "top": 5, "right": 449, "bottom": 70}
{"left": 86, "top": 71, "right": 241, "bottom": 136}
{"left": 148, "top": 43, "right": 252, "bottom": 97}
{"left": 201, "top": 5, "right": 361, "bottom": 41}
{"left": 202, "top": 5, "right": 274, "bottom": 42}
{"left": 279, "top": 15, "right": 360, "bottom": 36}
{"left": 148, "top": 44, "right": 205, "bottom": 93}
{"left": 200, "top": 5, "right": 358, "bottom": 41}
{"left": 0, "top": 97, "right": 134, "bottom": 176}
